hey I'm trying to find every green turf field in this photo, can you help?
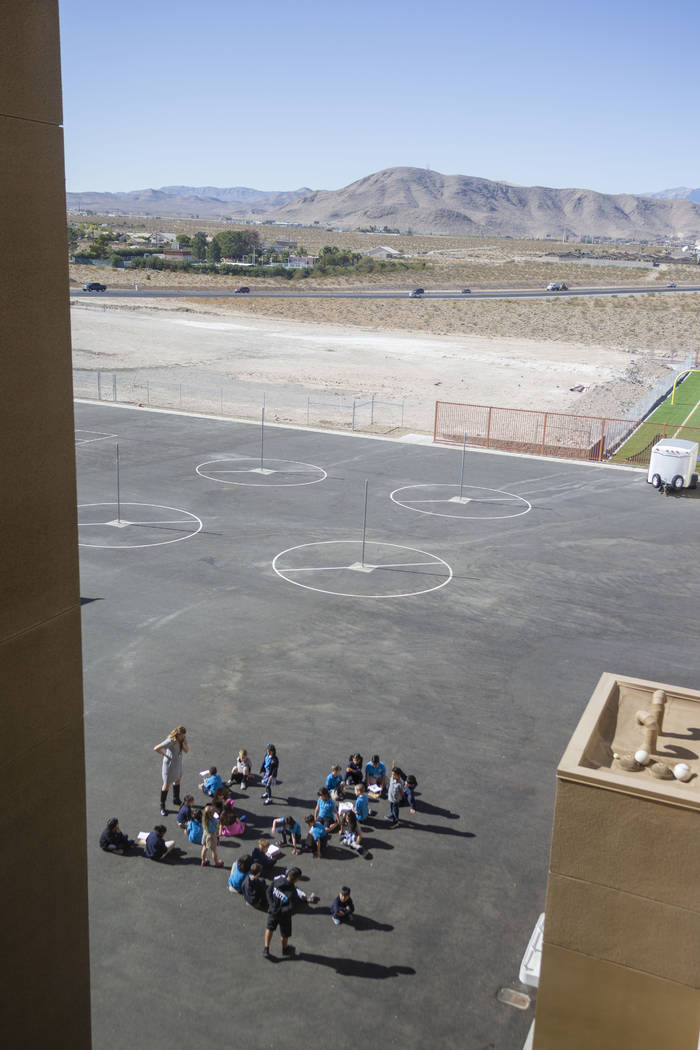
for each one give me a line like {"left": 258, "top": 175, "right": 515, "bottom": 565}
{"left": 612, "top": 370, "right": 700, "bottom": 464}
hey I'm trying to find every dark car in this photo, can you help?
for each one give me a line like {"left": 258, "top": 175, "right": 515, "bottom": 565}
{"left": 408, "top": 287, "right": 425, "bottom": 297}
{"left": 234, "top": 286, "right": 250, "bottom": 294}
{"left": 82, "top": 281, "right": 106, "bottom": 292}
{"left": 461, "top": 288, "right": 471, "bottom": 294}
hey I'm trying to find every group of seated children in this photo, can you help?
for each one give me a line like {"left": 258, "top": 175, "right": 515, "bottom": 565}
{"left": 202, "top": 745, "right": 279, "bottom": 806}
{"left": 99, "top": 818, "right": 175, "bottom": 860}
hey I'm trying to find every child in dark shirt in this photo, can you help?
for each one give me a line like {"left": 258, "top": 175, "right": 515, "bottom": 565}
{"left": 404, "top": 774, "right": 418, "bottom": 814}
{"left": 263, "top": 867, "right": 303, "bottom": 959}
{"left": 99, "top": 817, "right": 133, "bottom": 853}
{"left": 145, "top": 825, "right": 175, "bottom": 860}
{"left": 331, "top": 886, "right": 355, "bottom": 925}
{"left": 344, "top": 754, "right": 364, "bottom": 787}
{"left": 176, "top": 794, "right": 195, "bottom": 828}
{"left": 242, "top": 863, "right": 267, "bottom": 910}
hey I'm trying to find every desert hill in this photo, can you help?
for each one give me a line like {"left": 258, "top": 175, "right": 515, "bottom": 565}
{"left": 273, "top": 167, "right": 700, "bottom": 239}
{"left": 67, "top": 166, "right": 700, "bottom": 239}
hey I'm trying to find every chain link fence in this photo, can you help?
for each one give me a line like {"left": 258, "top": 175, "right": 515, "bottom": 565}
{"left": 73, "top": 369, "right": 410, "bottom": 435}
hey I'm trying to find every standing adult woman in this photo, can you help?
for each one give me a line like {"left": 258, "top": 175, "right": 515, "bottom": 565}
{"left": 153, "top": 726, "right": 188, "bottom": 815}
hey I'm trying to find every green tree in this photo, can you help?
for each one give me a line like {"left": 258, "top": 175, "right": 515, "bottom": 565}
{"left": 206, "top": 239, "right": 221, "bottom": 264}
{"left": 67, "top": 225, "right": 80, "bottom": 254}
{"left": 176, "top": 233, "right": 191, "bottom": 247}
{"left": 191, "top": 231, "right": 207, "bottom": 261}
{"left": 215, "top": 229, "right": 261, "bottom": 259}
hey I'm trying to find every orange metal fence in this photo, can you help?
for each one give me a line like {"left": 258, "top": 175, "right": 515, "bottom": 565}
{"left": 433, "top": 401, "right": 700, "bottom": 468}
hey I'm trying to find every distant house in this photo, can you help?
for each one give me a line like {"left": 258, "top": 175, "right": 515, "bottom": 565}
{"left": 286, "top": 255, "right": 317, "bottom": 268}
{"left": 365, "top": 245, "right": 403, "bottom": 260}
{"left": 266, "top": 239, "right": 298, "bottom": 252}
{"left": 161, "top": 249, "right": 193, "bottom": 261}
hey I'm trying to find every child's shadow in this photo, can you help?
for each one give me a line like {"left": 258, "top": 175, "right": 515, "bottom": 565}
{"left": 309, "top": 909, "right": 392, "bottom": 932}
{"left": 410, "top": 801, "right": 460, "bottom": 820}
{"left": 297, "top": 953, "right": 415, "bottom": 979}
{"left": 360, "top": 837, "right": 394, "bottom": 851}
{"left": 283, "top": 795, "right": 317, "bottom": 809}
{"left": 351, "top": 915, "right": 394, "bottom": 932}
{"left": 399, "top": 821, "right": 475, "bottom": 839}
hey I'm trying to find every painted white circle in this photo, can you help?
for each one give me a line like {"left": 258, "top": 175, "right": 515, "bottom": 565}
{"left": 196, "top": 457, "right": 326, "bottom": 487}
{"left": 390, "top": 483, "right": 531, "bottom": 520}
{"left": 78, "top": 502, "right": 203, "bottom": 549}
{"left": 272, "top": 540, "right": 452, "bottom": 598}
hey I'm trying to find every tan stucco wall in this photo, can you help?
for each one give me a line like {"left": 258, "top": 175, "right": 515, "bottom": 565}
{"left": 533, "top": 679, "right": 700, "bottom": 1050}
{"left": 534, "top": 944, "right": 699, "bottom": 1050}
{"left": 1, "top": 4, "right": 91, "bottom": 1046}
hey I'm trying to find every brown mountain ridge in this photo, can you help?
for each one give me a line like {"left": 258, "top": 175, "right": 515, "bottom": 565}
{"left": 67, "top": 166, "right": 700, "bottom": 240}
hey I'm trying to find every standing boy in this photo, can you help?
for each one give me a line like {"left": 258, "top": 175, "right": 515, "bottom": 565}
{"left": 386, "top": 768, "right": 404, "bottom": 827}
{"left": 260, "top": 745, "right": 279, "bottom": 805}
{"left": 263, "top": 867, "right": 303, "bottom": 959}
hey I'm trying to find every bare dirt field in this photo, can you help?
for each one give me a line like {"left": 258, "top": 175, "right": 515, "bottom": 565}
{"left": 70, "top": 227, "right": 698, "bottom": 433}
{"left": 71, "top": 289, "right": 693, "bottom": 434}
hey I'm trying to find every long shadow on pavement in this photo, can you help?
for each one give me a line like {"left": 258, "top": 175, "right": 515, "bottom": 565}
{"left": 296, "top": 953, "right": 415, "bottom": 979}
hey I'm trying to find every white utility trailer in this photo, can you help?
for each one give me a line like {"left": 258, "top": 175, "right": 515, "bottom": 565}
{"left": 647, "top": 438, "right": 698, "bottom": 491}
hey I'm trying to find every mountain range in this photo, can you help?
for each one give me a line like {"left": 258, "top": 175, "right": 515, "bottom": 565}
{"left": 644, "top": 187, "right": 700, "bottom": 202}
{"left": 66, "top": 168, "right": 700, "bottom": 240}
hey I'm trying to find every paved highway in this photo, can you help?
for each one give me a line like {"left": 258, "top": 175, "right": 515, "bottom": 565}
{"left": 70, "top": 284, "right": 700, "bottom": 302}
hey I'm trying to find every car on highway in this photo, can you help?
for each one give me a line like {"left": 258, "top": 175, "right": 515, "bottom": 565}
{"left": 408, "top": 288, "right": 425, "bottom": 297}
{"left": 82, "top": 281, "right": 106, "bottom": 292}
{"left": 234, "top": 286, "right": 250, "bottom": 294}
{"left": 461, "top": 288, "right": 471, "bottom": 294}
{"left": 666, "top": 282, "right": 677, "bottom": 289}
{"left": 546, "top": 282, "right": 568, "bottom": 291}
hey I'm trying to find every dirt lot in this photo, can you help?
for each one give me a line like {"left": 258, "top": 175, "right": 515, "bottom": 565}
{"left": 71, "top": 289, "right": 688, "bottom": 434}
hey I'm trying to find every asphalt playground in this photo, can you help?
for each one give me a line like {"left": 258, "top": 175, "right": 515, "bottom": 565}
{"left": 76, "top": 401, "right": 700, "bottom": 1050}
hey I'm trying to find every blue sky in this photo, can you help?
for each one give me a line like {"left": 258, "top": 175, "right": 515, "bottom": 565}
{"left": 60, "top": 0, "right": 700, "bottom": 195}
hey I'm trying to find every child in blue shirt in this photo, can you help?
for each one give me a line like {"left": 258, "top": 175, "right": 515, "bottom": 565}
{"left": 353, "top": 783, "right": 372, "bottom": 823}
{"left": 260, "top": 745, "right": 279, "bottom": 805}
{"left": 271, "top": 815, "right": 302, "bottom": 854}
{"left": 304, "top": 814, "right": 329, "bottom": 858}
{"left": 228, "top": 854, "right": 252, "bottom": 893}
{"left": 365, "top": 754, "right": 387, "bottom": 794}
{"left": 199, "top": 767, "right": 223, "bottom": 796}
{"left": 314, "top": 787, "right": 340, "bottom": 831}
{"left": 186, "top": 809, "right": 203, "bottom": 844}
{"left": 325, "top": 764, "right": 344, "bottom": 801}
